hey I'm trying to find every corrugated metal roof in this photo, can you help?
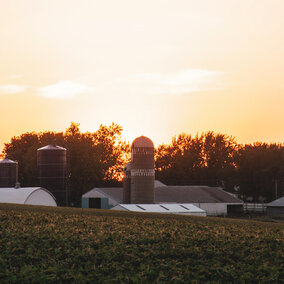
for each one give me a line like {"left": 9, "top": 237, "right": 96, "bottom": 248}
{"left": 267, "top": 197, "right": 284, "bottom": 207}
{"left": 83, "top": 185, "right": 242, "bottom": 204}
{"left": 112, "top": 203, "right": 205, "bottom": 213}
{"left": 0, "top": 187, "right": 56, "bottom": 205}
{"left": 155, "top": 186, "right": 243, "bottom": 203}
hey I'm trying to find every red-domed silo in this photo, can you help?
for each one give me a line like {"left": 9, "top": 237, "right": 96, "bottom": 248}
{"left": 130, "top": 136, "right": 155, "bottom": 204}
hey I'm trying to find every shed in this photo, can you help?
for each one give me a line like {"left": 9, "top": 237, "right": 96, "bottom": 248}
{"left": 111, "top": 203, "right": 206, "bottom": 216}
{"left": 0, "top": 187, "right": 57, "bottom": 206}
{"left": 266, "top": 197, "right": 284, "bottom": 218}
{"left": 81, "top": 187, "right": 120, "bottom": 209}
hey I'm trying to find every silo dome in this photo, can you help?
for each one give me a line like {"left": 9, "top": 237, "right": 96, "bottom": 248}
{"left": 37, "top": 145, "right": 66, "bottom": 154}
{"left": 131, "top": 136, "right": 154, "bottom": 148}
{"left": 0, "top": 158, "right": 17, "bottom": 187}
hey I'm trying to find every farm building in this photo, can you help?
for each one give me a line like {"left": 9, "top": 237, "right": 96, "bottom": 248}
{"left": 0, "top": 187, "right": 57, "bottom": 207}
{"left": 112, "top": 203, "right": 206, "bottom": 216}
{"left": 82, "top": 184, "right": 243, "bottom": 216}
{"left": 266, "top": 197, "right": 284, "bottom": 218}
{"left": 82, "top": 136, "right": 243, "bottom": 217}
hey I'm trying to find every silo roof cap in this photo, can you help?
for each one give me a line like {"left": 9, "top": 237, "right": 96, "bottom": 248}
{"left": 131, "top": 136, "right": 154, "bottom": 148}
{"left": 0, "top": 158, "right": 17, "bottom": 164}
{"left": 37, "top": 145, "right": 66, "bottom": 151}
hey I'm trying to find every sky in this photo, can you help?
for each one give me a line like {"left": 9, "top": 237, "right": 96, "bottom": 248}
{"left": 0, "top": 0, "right": 283, "bottom": 152}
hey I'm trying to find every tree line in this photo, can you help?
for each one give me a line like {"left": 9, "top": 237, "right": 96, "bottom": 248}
{"left": 155, "top": 132, "right": 284, "bottom": 203}
{"left": 2, "top": 123, "right": 283, "bottom": 206}
{"left": 2, "top": 122, "right": 129, "bottom": 207}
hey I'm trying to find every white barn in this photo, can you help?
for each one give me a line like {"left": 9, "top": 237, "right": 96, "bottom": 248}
{"left": 0, "top": 187, "right": 57, "bottom": 207}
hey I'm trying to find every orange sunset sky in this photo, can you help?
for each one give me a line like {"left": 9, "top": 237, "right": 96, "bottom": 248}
{"left": 0, "top": 0, "right": 283, "bottom": 152}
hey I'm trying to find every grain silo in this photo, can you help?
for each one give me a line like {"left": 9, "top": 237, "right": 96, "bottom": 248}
{"left": 37, "top": 145, "right": 67, "bottom": 206}
{"left": 123, "top": 162, "right": 132, "bottom": 203}
{"left": 0, "top": 158, "right": 17, "bottom": 187}
{"left": 130, "top": 136, "right": 155, "bottom": 204}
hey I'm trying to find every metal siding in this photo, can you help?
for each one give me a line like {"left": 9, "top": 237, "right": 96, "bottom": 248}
{"left": 37, "top": 145, "right": 67, "bottom": 206}
{"left": 123, "top": 164, "right": 131, "bottom": 204}
{"left": 101, "top": 198, "right": 109, "bottom": 209}
{"left": 0, "top": 159, "right": 17, "bottom": 188}
{"left": 81, "top": 197, "right": 89, "bottom": 208}
{"left": 193, "top": 203, "right": 227, "bottom": 216}
{"left": 267, "top": 207, "right": 284, "bottom": 218}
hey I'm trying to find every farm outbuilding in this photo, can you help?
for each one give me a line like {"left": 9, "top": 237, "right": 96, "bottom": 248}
{"left": 82, "top": 183, "right": 243, "bottom": 216}
{"left": 266, "top": 197, "right": 284, "bottom": 218}
{"left": 0, "top": 187, "right": 57, "bottom": 206}
{"left": 111, "top": 203, "right": 206, "bottom": 216}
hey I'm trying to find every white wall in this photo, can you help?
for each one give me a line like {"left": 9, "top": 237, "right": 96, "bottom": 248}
{"left": 26, "top": 189, "right": 57, "bottom": 206}
{"left": 177, "top": 212, "right": 207, "bottom": 216}
{"left": 193, "top": 203, "right": 227, "bottom": 216}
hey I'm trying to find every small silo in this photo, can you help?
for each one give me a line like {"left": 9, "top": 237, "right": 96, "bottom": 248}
{"left": 130, "top": 136, "right": 155, "bottom": 204}
{"left": 123, "top": 162, "right": 132, "bottom": 203}
{"left": 37, "top": 145, "right": 67, "bottom": 206}
{"left": 0, "top": 158, "right": 17, "bottom": 187}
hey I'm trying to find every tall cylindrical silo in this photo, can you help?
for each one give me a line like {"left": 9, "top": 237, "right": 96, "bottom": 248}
{"left": 130, "top": 136, "right": 155, "bottom": 204}
{"left": 123, "top": 162, "right": 132, "bottom": 203}
{"left": 0, "top": 158, "right": 17, "bottom": 187}
{"left": 37, "top": 145, "right": 67, "bottom": 206}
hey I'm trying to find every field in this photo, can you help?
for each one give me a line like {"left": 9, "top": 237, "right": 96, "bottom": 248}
{"left": 0, "top": 204, "right": 283, "bottom": 283}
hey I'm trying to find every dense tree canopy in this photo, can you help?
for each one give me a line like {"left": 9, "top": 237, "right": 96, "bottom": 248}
{"left": 2, "top": 125, "right": 283, "bottom": 205}
{"left": 237, "top": 143, "right": 284, "bottom": 201}
{"left": 2, "top": 122, "right": 130, "bottom": 206}
{"left": 155, "top": 132, "right": 238, "bottom": 187}
{"left": 155, "top": 133, "right": 283, "bottom": 202}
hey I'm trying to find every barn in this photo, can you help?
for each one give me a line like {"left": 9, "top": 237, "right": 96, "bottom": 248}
{"left": 0, "top": 187, "right": 57, "bottom": 207}
{"left": 82, "top": 182, "right": 243, "bottom": 216}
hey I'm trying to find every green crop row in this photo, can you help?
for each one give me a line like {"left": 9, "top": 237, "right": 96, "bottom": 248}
{"left": 0, "top": 203, "right": 283, "bottom": 283}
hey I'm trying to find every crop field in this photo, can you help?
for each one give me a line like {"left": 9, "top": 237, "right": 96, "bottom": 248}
{"left": 0, "top": 204, "right": 283, "bottom": 283}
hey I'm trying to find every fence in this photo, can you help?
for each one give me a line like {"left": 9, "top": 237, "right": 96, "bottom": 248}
{"left": 244, "top": 203, "right": 266, "bottom": 214}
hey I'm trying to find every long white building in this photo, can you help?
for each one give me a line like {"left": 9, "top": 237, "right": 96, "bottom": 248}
{"left": 0, "top": 187, "right": 57, "bottom": 207}
{"left": 82, "top": 182, "right": 243, "bottom": 216}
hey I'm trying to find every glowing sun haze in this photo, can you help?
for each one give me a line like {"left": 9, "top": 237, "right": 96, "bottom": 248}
{"left": 0, "top": 0, "right": 283, "bottom": 151}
